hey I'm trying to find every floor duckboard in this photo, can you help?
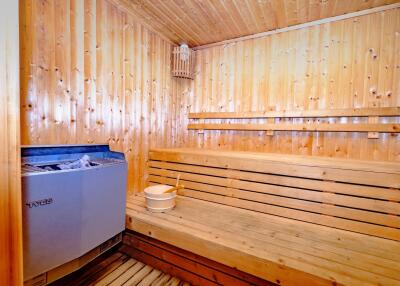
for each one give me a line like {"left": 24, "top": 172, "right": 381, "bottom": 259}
{"left": 49, "top": 250, "right": 190, "bottom": 286}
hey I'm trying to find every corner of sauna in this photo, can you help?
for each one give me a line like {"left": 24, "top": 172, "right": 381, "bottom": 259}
{"left": 2, "top": 0, "right": 400, "bottom": 286}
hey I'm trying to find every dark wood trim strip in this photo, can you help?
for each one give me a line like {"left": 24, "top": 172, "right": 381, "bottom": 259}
{"left": 121, "top": 231, "right": 275, "bottom": 286}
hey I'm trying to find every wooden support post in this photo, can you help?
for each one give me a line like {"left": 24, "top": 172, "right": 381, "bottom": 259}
{"left": 368, "top": 116, "right": 379, "bottom": 139}
{"left": 266, "top": 118, "right": 274, "bottom": 136}
{"left": 196, "top": 119, "right": 205, "bottom": 149}
{"left": 191, "top": 119, "right": 202, "bottom": 135}
{"left": 266, "top": 107, "right": 276, "bottom": 136}
{"left": 197, "top": 119, "right": 204, "bottom": 135}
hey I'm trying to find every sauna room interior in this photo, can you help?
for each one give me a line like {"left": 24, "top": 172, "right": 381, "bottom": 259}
{"left": 1, "top": 0, "right": 400, "bottom": 286}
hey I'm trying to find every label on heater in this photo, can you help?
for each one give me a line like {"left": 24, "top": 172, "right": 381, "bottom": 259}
{"left": 25, "top": 198, "right": 53, "bottom": 208}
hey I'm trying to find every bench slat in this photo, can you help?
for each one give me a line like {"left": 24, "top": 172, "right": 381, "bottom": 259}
{"left": 148, "top": 175, "right": 400, "bottom": 228}
{"left": 126, "top": 195, "right": 400, "bottom": 286}
{"left": 132, "top": 148, "right": 400, "bottom": 285}
{"left": 128, "top": 196, "right": 400, "bottom": 272}
{"left": 149, "top": 179, "right": 400, "bottom": 241}
{"left": 148, "top": 161, "right": 400, "bottom": 201}
{"left": 148, "top": 167, "right": 400, "bottom": 214}
{"left": 126, "top": 208, "right": 333, "bottom": 286}
{"left": 149, "top": 148, "right": 400, "bottom": 174}
{"left": 149, "top": 149, "right": 400, "bottom": 188}
{"left": 148, "top": 149, "right": 400, "bottom": 241}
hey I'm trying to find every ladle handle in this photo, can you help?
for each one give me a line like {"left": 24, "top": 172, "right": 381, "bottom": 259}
{"left": 176, "top": 174, "right": 181, "bottom": 188}
{"left": 163, "top": 174, "right": 184, "bottom": 193}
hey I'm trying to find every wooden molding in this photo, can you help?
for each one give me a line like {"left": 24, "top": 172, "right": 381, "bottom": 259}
{"left": 188, "top": 123, "right": 400, "bottom": 133}
{"left": 188, "top": 107, "right": 400, "bottom": 134}
{"left": 189, "top": 107, "right": 400, "bottom": 119}
{"left": 194, "top": 3, "right": 400, "bottom": 50}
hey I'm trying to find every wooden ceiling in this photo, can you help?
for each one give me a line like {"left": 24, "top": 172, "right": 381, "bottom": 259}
{"left": 110, "top": 0, "right": 399, "bottom": 47}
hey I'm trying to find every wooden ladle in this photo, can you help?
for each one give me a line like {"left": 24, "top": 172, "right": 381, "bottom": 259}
{"left": 163, "top": 174, "right": 184, "bottom": 193}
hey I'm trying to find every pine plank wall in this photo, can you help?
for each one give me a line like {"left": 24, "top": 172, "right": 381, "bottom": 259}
{"left": 0, "top": 1, "right": 23, "bottom": 285}
{"left": 20, "top": 0, "right": 177, "bottom": 194}
{"left": 20, "top": 1, "right": 400, "bottom": 195}
{"left": 177, "top": 7, "right": 400, "bottom": 161}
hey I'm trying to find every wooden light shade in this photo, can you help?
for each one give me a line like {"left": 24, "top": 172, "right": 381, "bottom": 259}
{"left": 172, "top": 45, "right": 195, "bottom": 79}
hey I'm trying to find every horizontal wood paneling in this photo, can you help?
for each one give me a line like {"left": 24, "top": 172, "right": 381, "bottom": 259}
{"left": 20, "top": 0, "right": 177, "bottom": 194}
{"left": 175, "top": 8, "right": 400, "bottom": 161}
{"left": 109, "top": 0, "right": 399, "bottom": 46}
{"left": 0, "top": 0, "right": 23, "bottom": 285}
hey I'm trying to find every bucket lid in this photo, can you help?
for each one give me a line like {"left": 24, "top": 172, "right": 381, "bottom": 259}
{"left": 144, "top": 184, "right": 174, "bottom": 195}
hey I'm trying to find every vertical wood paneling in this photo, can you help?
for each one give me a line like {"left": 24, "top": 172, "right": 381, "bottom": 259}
{"left": 177, "top": 8, "right": 400, "bottom": 161}
{"left": 20, "top": 2, "right": 400, "bottom": 203}
{"left": 20, "top": 0, "right": 175, "bottom": 194}
{"left": 0, "top": 1, "right": 22, "bottom": 285}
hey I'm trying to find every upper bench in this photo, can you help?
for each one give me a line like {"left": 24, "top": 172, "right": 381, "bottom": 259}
{"left": 148, "top": 148, "right": 400, "bottom": 241}
{"left": 126, "top": 148, "right": 400, "bottom": 285}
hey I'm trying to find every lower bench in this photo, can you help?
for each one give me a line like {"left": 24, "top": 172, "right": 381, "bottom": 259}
{"left": 120, "top": 231, "right": 274, "bottom": 286}
{"left": 126, "top": 148, "right": 400, "bottom": 286}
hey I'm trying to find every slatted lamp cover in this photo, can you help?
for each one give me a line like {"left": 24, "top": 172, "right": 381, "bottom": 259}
{"left": 172, "top": 44, "right": 195, "bottom": 79}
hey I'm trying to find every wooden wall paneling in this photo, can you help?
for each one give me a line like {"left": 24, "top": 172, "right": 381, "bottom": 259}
{"left": 0, "top": 0, "right": 22, "bottom": 285}
{"left": 83, "top": 0, "right": 95, "bottom": 144}
{"left": 167, "top": 43, "right": 175, "bottom": 149}
{"left": 386, "top": 9, "right": 400, "bottom": 161}
{"left": 20, "top": 0, "right": 33, "bottom": 145}
{"left": 124, "top": 13, "right": 135, "bottom": 195}
{"left": 363, "top": 12, "right": 381, "bottom": 158}
{"left": 20, "top": 2, "right": 400, "bottom": 197}
{"left": 139, "top": 25, "right": 148, "bottom": 194}
{"left": 176, "top": 8, "right": 400, "bottom": 162}
{"left": 55, "top": 0, "right": 69, "bottom": 144}
{"left": 391, "top": 8, "right": 400, "bottom": 163}
{"left": 96, "top": 0, "right": 104, "bottom": 145}
{"left": 20, "top": 0, "right": 177, "bottom": 194}
{"left": 38, "top": 0, "right": 52, "bottom": 143}
{"left": 132, "top": 23, "right": 142, "bottom": 194}
{"left": 70, "top": 0, "right": 84, "bottom": 144}
{"left": 172, "top": 78, "right": 191, "bottom": 149}
{"left": 209, "top": 47, "right": 218, "bottom": 150}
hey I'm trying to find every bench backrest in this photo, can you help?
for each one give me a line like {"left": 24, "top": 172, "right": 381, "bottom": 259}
{"left": 148, "top": 148, "right": 400, "bottom": 241}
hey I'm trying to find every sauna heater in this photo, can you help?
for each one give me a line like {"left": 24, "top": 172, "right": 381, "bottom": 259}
{"left": 21, "top": 145, "right": 127, "bottom": 285}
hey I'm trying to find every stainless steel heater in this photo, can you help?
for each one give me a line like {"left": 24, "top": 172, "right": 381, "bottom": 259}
{"left": 21, "top": 145, "right": 127, "bottom": 285}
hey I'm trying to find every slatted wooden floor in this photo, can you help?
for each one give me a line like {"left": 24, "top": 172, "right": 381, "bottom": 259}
{"left": 49, "top": 250, "right": 190, "bottom": 286}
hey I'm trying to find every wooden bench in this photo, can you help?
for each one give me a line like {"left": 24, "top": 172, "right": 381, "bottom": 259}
{"left": 126, "top": 148, "right": 400, "bottom": 286}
